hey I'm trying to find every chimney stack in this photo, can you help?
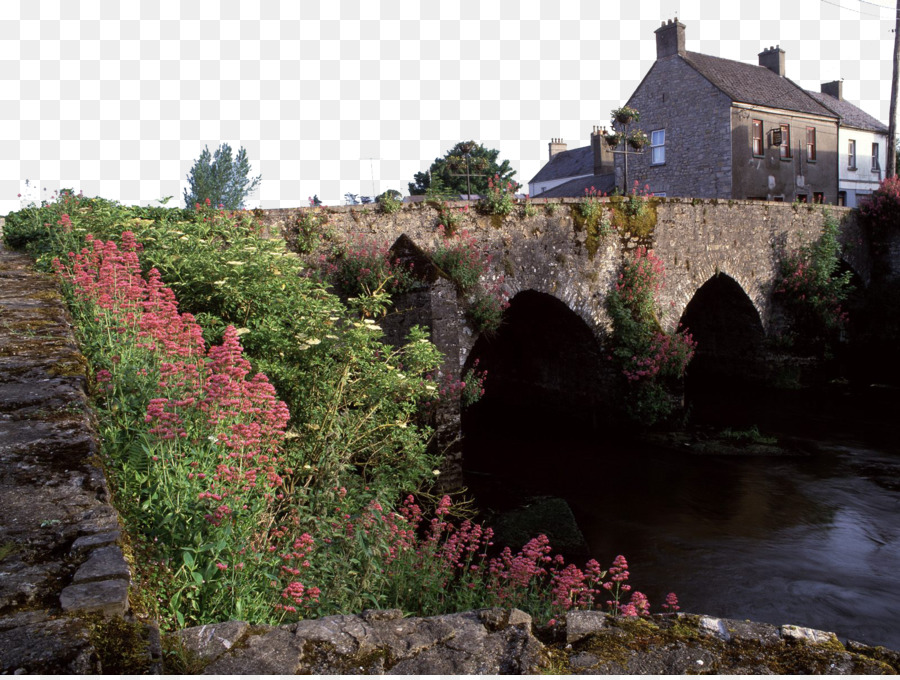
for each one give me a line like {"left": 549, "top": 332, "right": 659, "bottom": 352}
{"left": 549, "top": 138, "right": 567, "bottom": 160}
{"left": 758, "top": 45, "right": 785, "bottom": 76}
{"left": 591, "top": 126, "right": 614, "bottom": 176}
{"left": 655, "top": 18, "right": 685, "bottom": 59}
{"left": 821, "top": 80, "right": 843, "bottom": 101}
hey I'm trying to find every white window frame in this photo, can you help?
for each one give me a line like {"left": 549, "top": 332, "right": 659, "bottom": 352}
{"left": 872, "top": 143, "right": 880, "bottom": 171}
{"left": 650, "top": 129, "right": 665, "bottom": 165}
{"left": 848, "top": 139, "right": 857, "bottom": 169}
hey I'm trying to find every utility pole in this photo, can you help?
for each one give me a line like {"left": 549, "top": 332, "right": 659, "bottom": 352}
{"left": 448, "top": 142, "right": 488, "bottom": 199}
{"left": 887, "top": 0, "right": 900, "bottom": 178}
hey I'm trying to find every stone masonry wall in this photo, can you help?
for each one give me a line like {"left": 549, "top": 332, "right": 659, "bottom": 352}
{"left": 0, "top": 238, "right": 136, "bottom": 674}
{"left": 258, "top": 198, "right": 860, "bottom": 353}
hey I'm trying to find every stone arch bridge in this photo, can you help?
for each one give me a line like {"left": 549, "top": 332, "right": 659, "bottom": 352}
{"left": 258, "top": 198, "right": 870, "bottom": 484}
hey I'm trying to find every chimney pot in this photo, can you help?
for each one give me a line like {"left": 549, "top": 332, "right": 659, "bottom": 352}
{"left": 758, "top": 45, "right": 786, "bottom": 76}
{"left": 549, "top": 138, "right": 567, "bottom": 160}
{"left": 655, "top": 18, "right": 686, "bottom": 59}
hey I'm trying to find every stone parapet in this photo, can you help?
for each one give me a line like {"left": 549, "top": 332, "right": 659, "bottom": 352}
{"left": 0, "top": 246, "right": 133, "bottom": 673}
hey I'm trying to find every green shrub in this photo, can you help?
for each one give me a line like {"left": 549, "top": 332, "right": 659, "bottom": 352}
{"left": 606, "top": 247, "right": 695, "bottom": 425}
{"left": 477, "top": 173, "right": 516, "bottom": 217}
{"left": 773, "top": 209, "right": 852, "bottom": 356}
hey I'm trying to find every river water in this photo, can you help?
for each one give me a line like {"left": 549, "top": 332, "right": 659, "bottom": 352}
{"left": 462, "top": 385, "right": 900, "bottom": 650}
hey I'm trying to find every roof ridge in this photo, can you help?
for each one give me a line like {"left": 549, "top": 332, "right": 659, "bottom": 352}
{"left": 680, "top": 50, "right": 837, "bottom": 118}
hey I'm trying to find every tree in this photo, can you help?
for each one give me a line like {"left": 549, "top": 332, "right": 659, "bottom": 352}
{"left": 408, "top": 141, "right": 518, "bottom": 197}
{"left": 183, "top": 143, "right": 261, "bottom": 210}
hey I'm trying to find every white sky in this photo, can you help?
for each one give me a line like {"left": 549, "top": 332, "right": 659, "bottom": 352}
{"left": 2, "top": 0, "right": 897, "bottom": 213}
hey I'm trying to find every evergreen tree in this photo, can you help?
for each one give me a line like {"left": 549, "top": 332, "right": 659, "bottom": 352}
{"left": 409, "top": 141, "right": 518, "bottom": 197}
{"left": 183, "top": 143, "right": 261, "bottom": 210}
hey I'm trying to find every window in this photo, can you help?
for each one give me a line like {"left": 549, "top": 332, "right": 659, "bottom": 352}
{"left": 651, "top": 129, "right": 665, "bottom": 165}
{"left": 752, "top": 120, "right": 763, "bottom": 156}
{"left": 806, "top": 127, "right": 816, "bottom": 162}
{"left": 838, "top": 191, "right": 847, "bottom": 206}
{"left": 796, "top": 194, "right": 808, "bottom": 203}
{"left": 872, "top": 143, "right": 880, "bottom": 171}
{"left": 848, "top": 139, "right": 857, "bottom": 169}
{"left": 813, "top": 192, "right": 824, "bottom": 204}
{"left": 780, "top": 125, "right": 791, "bottom": 159}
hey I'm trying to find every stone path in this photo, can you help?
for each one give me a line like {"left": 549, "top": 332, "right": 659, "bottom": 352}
{"left": 0, "top": 243, "right": 133, "bottom": 673}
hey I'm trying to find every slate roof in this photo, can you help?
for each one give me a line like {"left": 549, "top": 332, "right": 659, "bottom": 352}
{"left": 532, "top": 173, "right": 616, "bottom": 199}
{"left": 679, "top": 51, "right": 838, "bottom": 119}
{"left": 805, "top": 91, "right": 888, "bottom": 133}
{"left": 529, "top": 145, "right": 594, "bottom": 184}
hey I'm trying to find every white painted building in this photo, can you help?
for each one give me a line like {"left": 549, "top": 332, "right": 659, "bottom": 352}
{"left": 808, "top": 81, "right": 889, "bottom": 208}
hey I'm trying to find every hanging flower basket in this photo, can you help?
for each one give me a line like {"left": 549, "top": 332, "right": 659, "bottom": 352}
{"left": 628, "top": 130, "right": 649, "bottom": 150}
{"left": 612, "top": 106, "right": 640, "bottom": 125}
{"left": 604, "top": 132, "right": 622, "bottom": 148}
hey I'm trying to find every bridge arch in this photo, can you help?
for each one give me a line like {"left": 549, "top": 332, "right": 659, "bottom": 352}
{"left": 677, "top": 272, "right": 767, "bottom": 421}
{"left": 462, "top": 289, "right": 610, "bottom": 440}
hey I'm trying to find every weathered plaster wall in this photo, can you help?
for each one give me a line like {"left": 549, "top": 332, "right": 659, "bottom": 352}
{"left": 730, "top": 106, "right": 840, "bottom": 204}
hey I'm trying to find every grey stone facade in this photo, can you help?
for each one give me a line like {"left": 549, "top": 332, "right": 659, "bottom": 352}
{"left": 616, "top": 55, "right": 734, "bottom": 198}
{"left": 618, "top": 20, "right": 840, "bottom": 203}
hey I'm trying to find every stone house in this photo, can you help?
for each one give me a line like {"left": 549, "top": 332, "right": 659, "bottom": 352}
{"left": 528, "top": 129, "right": 616, "bottom": 199}
{"left": 617, "top": 19, "right": 841, "bottom": 203}
{"left": 807, "top": 81, "right": 889, "bottom": 207}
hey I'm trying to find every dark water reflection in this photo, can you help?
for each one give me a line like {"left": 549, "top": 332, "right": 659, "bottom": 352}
{"left": 463, "top": 389, "right": 900, "bottom": 650}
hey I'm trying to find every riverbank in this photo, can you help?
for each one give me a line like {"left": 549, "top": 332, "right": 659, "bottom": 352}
{"left": 1, "top": 219, "right": 897, "bottom": 673}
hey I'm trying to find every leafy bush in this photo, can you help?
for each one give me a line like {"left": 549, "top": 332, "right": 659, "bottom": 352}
{"left": 377, "top": 190, "right": 403, "bottom": 214}
{"left": 430, "top": 226, "right": 509, "bottom": 333}
{"left": 294, "top": 207, "right": 330, "bottom": 254}
{"left": 478, "top": 173, "right": 517, "bottom": 217}
{"left": 6, "top": 192, "right": 673, "bottom": 630}
{"left": 322, "top": 235, "right": 417, "bottom": 301}
{"left": 858, "top": 175, "right": 900, "bottom": 235}
{"left": 773, "top": 209, "right": 852, "bottom": 355}
{"left": 606, "top": 247, "right": 696, "bottom": 425}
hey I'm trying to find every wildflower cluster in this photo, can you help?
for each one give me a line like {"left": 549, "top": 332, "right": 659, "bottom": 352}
{"left": 431, "top": 226, "right": 509, "bottom": 333}
{"left": 438, "top": 200, "right": 469, "bottom": 234}
{"left": 322, "top": 235, "right": 417, "bottom": 300}
{"left": 858, "top": 175, "right": 900, "bottom": 238}
{"left": 52, "top": 233, "right": 321, "bottom": 626}
{"left": 7, "top": 190, "right": 677, "bottom": 631}
{"left": 774, "top": 209, "right": 852, "bottom": 355}
{"left": 427, "top": 359, "right": 488, "bottom": 409}
{"left": 478, "top": 173, "right": 517, "bottom": 217}
{"left": 623, "top": 181, "right": 652, "bottom": 218}
{"left": 313, "top": 493, "right": 675, "bottom": 624}
{"left": 580, "top": 186, "right": 607, "bottom": 223}
{"left": 606, "top": 247, "right": 696, "bottom": 424}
